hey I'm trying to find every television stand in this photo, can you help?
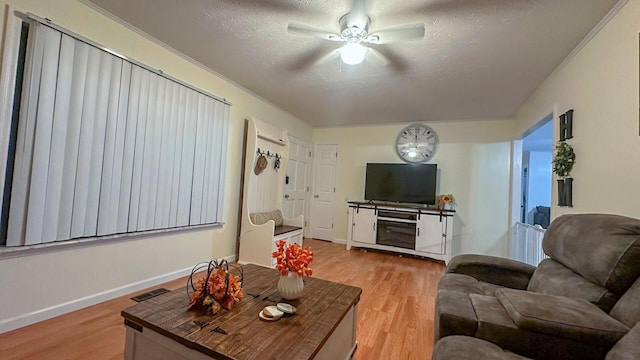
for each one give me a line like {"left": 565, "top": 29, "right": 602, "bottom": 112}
{"left": 346, "top": 201, "right": 454, "bottom": 263}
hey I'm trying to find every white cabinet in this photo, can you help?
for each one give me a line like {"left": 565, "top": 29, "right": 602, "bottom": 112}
{"left": 416, "top": 214, "right": 447, "bottom": 255}
{"left": 347, "top": 202, "right": 453, "bottom": 263}
{"left": 350, "top": 207, "right": 377, "bottom": 244}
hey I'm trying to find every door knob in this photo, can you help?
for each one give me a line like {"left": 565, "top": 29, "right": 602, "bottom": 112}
{"left": 314, "top": 194, "right": 319, "bottom": 198}
{"left": 284, "top": 194, "right": 290, "bottom": 199}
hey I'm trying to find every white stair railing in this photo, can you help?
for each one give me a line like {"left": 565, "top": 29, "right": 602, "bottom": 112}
{"left": 512, "top": 222, "right": 548, "bottom": 266}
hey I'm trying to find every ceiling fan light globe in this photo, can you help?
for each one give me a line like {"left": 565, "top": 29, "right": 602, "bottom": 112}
{"left": 339, "top": 43, "right": 367, "bottom": 65}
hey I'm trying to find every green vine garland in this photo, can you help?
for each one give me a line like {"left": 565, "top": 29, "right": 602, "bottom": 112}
{"left": 552, "top": 141, "right": 575, "bottom": 178}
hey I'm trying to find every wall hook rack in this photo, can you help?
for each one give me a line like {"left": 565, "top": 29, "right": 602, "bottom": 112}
{"left": 256, "top": 148, "right": 281, "bottom": 159}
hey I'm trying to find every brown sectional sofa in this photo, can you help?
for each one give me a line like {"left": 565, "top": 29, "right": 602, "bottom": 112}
{"left": 433, "top": 323, "right": 640, "bottom": 360}
{"left": 433, "top": 213, "right": 640, "bottom": 360}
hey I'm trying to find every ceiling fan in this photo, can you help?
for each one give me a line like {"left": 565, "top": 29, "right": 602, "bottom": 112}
{"left": 287, "top": 0, "right": 425, "bottom": 67}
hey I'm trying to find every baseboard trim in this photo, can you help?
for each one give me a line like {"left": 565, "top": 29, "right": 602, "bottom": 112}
{"left": 332, "top": 238, "right": 346, "bottom": 245}
{"left": 0, "top": 254, "right": 236, "bottom": 334}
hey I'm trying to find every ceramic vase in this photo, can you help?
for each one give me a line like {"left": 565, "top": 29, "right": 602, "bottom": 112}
{"left": 278, "top": 272, "right": 304, "bottom": 300}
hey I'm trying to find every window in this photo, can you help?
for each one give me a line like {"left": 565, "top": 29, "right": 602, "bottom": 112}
{"left": 0, "top": 14, "right": 231, "bottom": 247}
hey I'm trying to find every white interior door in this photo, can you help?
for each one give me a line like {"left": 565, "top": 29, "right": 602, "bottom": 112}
{"left": 282, "top": 136, "right": 310, "bottom": 234}
{"left": 310, "top": 144, "right": 337, "bottom": 241}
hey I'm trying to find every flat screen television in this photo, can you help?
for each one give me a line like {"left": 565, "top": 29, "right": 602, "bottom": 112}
{"left": 364, "top": 163, "right": 437, "bottom": 205}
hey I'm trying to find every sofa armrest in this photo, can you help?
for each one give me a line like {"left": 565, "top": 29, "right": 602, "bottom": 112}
{"left": 446, "top": 255, "right": 536, "bottom": 290}
{"left": 496, "top": 288, "right": 629, "bottom": 347}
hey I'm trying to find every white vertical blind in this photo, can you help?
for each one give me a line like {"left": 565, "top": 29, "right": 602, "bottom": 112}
{"left": 169, "top": 86, "right": 187, "bottom": 227}
{"left": 212, "top": 103, "right": 230, "bottom": 222}
{"left": 4, "top": 20, "right": 230, "bottom": 246}
{"left": 177, "top": 91, "right": 197, "bottom": 227}
{"left": 7, "top": 21, "right": 49, "bottom": 246}
{"left": 57, "top": 39, "right": 88, "bottom": 241}
{"left": 154, "top": 79, "right": 174, "bottom": 229}
{"left": 23, "top": 26, "right": 61, "bottom": 244}
{"left": 200, "top": 99, "right": 214, "bottom": 222}
{"left": 97, "top": 60, "right": 131, "bottom": 236}
{"left": 42, "top": 34, "right": 74, "bottom": 242}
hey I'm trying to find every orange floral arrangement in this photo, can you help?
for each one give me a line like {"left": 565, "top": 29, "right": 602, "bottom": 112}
{"left": 272, "top": 240, "right": 313, "bottom": 277}
{"left": 441, "top": 194, "right": 453, "bottom": 204}
{"left": 438, "top": 194, "right": 454, "bottom": 210}
{"left": 187, "top": 260, "right": 244, "bottom": 314}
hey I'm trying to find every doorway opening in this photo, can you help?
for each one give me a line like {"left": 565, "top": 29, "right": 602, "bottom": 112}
{"left": 520, "top": 115, "right": 553, "bottom": 228}
{"left": 509, "top": 113, "right": 553, "bottom": 264}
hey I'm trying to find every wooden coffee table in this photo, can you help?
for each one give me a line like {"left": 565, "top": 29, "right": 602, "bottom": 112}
{"left": 121, "top": 264, "right": 362, "bottom": 359}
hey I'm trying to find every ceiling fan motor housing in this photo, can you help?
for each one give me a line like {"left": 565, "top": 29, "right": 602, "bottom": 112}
{"left": 339, "top": 13, "right": 370, "bottom": 42}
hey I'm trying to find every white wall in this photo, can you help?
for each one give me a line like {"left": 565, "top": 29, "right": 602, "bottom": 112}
{"left": 0, "top": 0, "right": 311, "bottom": 333}
{"left": 513, "top": 0, "right": 640, "bottom": 220}
{"left": 312, "top": 119, "right": 513, "bottom": 257}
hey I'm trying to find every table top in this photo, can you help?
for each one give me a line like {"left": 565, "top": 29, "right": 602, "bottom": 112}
{"left": 121, "top": 264, "right": 362, "bottom": 360}
{"left": 347, "top": 201, "right": 456, "bottom": 214}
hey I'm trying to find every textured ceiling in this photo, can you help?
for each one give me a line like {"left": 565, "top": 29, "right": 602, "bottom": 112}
{"left": 84, "top": 0, "right": 619, "bottom": 127}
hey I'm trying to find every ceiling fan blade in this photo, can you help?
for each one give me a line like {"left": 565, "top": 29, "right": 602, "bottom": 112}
{"left": 366, "top": 47, "right": 390, "bottom": 67}
{"left": 287, "top": 23, "right": 342, "bottom": 42}
{"left": 368, "top": 46, "right": 408, "bottom": 72}
{"left": 365, "top": 24, "right": 425, "bottom": 44}
{"left": 285, "top": 45, "right": 339, "bottom": 71}
{"left": 346, "top": 0, "right": 369, "bottom": 29}
{"left": 317, "top": 49, "right": 341, "bottom": 66}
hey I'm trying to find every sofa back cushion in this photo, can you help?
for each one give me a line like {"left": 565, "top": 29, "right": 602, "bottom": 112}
{"left": 542, "top": 214, "right": 640, "bottom": 295}
{"left": 249, "top": 210, "right": 284, "bottom": 226}
{"left": 528, "top": 259, "right": 617, "bottom": 312}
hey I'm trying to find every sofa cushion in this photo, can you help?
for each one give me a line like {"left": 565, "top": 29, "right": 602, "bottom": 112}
{"left": 470, "top": 294, "right": 521, "bottom": 344}
{"left": 433, "top": 336, "right": 530, "bottom": 360}
{"left": 496, "top": 288, "right": 629, "bottom": 346}
{"left": 542, "top": 214, "right": 640, "bottom": 295}
{"left": 472, "top": 292, "right": 612, "bottom": 360}
{"left": 434, "top": 325, "right": 640, "bottom": 360}
{"left": 434, "top": 289, "right": 478, "bottom": 340}
{"left": 528, "top": 258, "right": 617, "bottom": 312}
{"left": 249, "top": 210, "right": 283, "bottom": 226}
{"left": 605, "top": 323, "right": 640, "bottom": 360}
{"left": 609, "top": 276, "right": 640, "bottom": 327}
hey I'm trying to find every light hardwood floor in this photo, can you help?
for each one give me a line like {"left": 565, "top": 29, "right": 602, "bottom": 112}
{"left": 0, "top": 239, "right": 445, "bottom": 359}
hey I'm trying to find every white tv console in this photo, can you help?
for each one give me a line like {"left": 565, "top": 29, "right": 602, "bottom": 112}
{"left": 346, "top": 201, "right": 454, "bottom": 264}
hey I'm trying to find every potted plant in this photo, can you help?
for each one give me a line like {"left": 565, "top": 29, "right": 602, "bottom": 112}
{"left": 272, "top": 240, "right": 313, "bottom": 300}
{"left": 552, "top": 141, "right": 575, "bottom": 206}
